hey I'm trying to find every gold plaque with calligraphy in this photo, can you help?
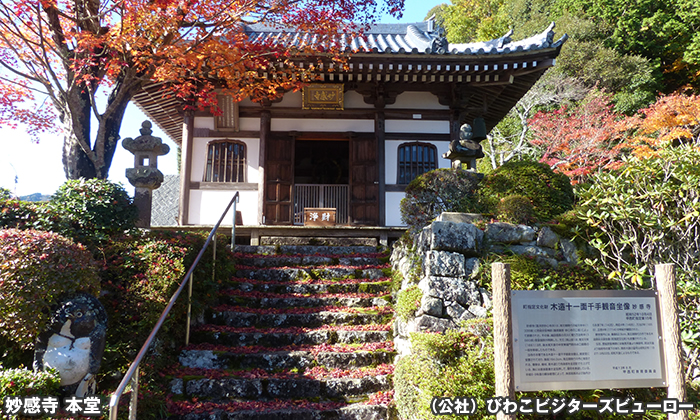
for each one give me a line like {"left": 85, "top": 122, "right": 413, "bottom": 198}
{"left": 302, "top": 84, "right": 344, "bottom": 110}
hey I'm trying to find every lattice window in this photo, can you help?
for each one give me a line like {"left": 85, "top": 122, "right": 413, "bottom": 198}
{"left": 204, "top": 140, "right": 246, "bottom": 182}
{"left": 397, "top": 142, "right": 438, "bottom": 184}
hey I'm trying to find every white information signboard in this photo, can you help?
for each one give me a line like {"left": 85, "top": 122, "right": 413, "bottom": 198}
{"left": 512, "top": 290, "right": 666, "bottom": 392}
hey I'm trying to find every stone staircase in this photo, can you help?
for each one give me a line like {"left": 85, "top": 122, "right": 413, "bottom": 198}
{"left": 167, "top": 245, "right": 397, "bottom": 420}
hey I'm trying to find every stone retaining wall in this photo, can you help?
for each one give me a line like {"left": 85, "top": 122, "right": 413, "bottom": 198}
{"left": 391, "top": 213, "right": 582, "bottom": 358}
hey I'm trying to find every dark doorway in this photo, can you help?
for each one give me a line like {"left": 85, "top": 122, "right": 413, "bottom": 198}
{"left": 294, "top": 140, "right": 349, "bottom": 184}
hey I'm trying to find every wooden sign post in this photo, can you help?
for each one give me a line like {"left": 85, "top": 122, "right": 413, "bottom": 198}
{"left": 655, "top": 264, "right": 688, "bottom": 420}
{"left": 493, "top": 262, "right": 515, "bottom": 420}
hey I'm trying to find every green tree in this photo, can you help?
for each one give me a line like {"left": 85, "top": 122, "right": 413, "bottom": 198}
{"left": 556, "top": 0, "right": 700, "bottom": 92}
{"left": 441, "top": 0, "right": 511, "bottom": 43}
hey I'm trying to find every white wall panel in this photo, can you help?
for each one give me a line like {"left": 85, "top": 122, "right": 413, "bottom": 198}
{"left": 239, "top": 118, "right": 260, "bottom": 132}
{"left": 189, "top": 190, "right": 259, "bottom": 225}
{"left": 194, "top": 117, "right": 215, "bottom": 130}
{"left": 385, "top": 120, "right": 449, "bottom": 134}
{"left": 344, "top": 91, "right": 373, "bottom": 109}
{"left": 385, "top": 92, "right": 448, "bottom": 110}
{"left": 385, "top": 192, "right": 407, "bottom": 227}
{"left": 272, "top": 91, "right": 302, "bottom": 108}
{"left": 271, "top": 119, "right": 374, "bottom": 132}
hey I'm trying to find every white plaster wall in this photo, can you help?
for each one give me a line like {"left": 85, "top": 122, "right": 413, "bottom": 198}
{"left": 385, "top": 120, "right": 450, "bottom": 134}
{"left": 271, "top": 91, "right": 303, "bottom": 108}
{"left": 195, "top": 117, "right": 216, "bottom": 130}
{"left": 191, "top": 137, "right": 260, "bottom": 184}
{"left": 385, "top": 92, "right": 448, "bottom": 110}
{"left": 189, "top": 190, "right": 259, "bottom": 225}
{"left": 344, "top": 91, "right": 373, "bottom": 109}
{"left": 386, "top": 192, "right": 406, "bottom": 227}
{"left": 239, "top": 98, "right": 256, "bottom": 107}
{"left": 239, "top": 118, "right": 260, "bottom": 132}
{"left": 271, "top": 119, "right": 374, "bottom": 132}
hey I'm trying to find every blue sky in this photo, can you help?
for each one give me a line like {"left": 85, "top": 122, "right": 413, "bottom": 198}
{"left": 0, "top": 0, "right": 446, "bottom": 197}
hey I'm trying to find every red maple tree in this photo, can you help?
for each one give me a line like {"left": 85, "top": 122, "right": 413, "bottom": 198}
{"left": 528, "top": 88, "right": 629, "bottom": 184}
{"left": 0, "top": 0, "right": 403, "bottom": 179}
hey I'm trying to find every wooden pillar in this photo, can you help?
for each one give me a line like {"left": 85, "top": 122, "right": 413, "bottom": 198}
{"left": 656, "top": 264, "right": 688, "bottom": 420}
{"left": 493, "top": 262, "right": 515, "bottom": 420}
{"left": 375, "top": 110, "right": 386, "bottom": 227}
{"left": 258, "top": 110, "right": 270, "bottom": 225}
{"left": 178, "top": 111, "right": 194, "bottom": 225}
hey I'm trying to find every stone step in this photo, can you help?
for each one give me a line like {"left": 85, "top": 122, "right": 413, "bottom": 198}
{"left": 219, "top": 291, "right": 391, "bottom": 309}
{"left": 172, "top": 375, "right": 391, "bottom": 400}
{"left": 235, "top": 267, "right": 388, "bottom": 282}
{"left": 260, "top": 236, "right": 379, "bottom": 247}
{"left": 235, "top": 255, "right": 384, "bottom": 268}
{"left": 229, "top": 279, "right": 392, "bottom": 295}
{"left": 167, "top": 401, "right": 392, "bottom": 420}
{"left": 190, "top": 326, "right": 391, "bottom": 347}
{"left": 179, "top": 348, "right": 396, "bottom": 371}
{"left": 232, "top": 245, "right": 378, "bottom": 255}
{"left": 207, "top": 308, "right": 392, "bottom": 328}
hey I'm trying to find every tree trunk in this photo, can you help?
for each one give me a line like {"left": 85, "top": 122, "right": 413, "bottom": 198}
{"left": 60, "top": 81, "right": 135, "bottom": 180}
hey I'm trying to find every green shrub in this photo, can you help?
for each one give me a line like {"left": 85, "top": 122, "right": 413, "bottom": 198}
{"left": 0, "top": 198, "right": 38, "bottom": 230}
{"left": 97, "top": 230, "right": 234, "bottom": 417}
{"left": 38, "top": 179, "right": 137, "bottom": 245}
{"left": 395, "top": 319, "right": 673, "bottom": 420}
{"left": 495, "top": 194, "right": 535, "bottom": 225}
{"left": 396, "top": 286, "right": 422, "bottom": 322}
{"left": 400, "top": 168, "right": 482, "bottom": 233}
{"left": 0, "top": 229, "right": 100, "bottom": 349}
{"left": 478, "top": 160, "right": 574, "bottom": 222}
{"left": 0, "top": 366, "right": 61, "bottom": 419}
{"left": 476, "top": 254, "right": 614, "bottom": 291}
{"left": 394, "top": 320, "right": 495, "bottom": 419}
{"left": 0, "top": 187, "right": 11, "bottom": 200}
{"left": 576, "top": 145, "right": 700, "bottom": 283}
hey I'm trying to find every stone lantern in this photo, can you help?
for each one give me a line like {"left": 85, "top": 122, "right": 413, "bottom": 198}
{"left": 122, "top": 121, "right": 170, "bottom": 227}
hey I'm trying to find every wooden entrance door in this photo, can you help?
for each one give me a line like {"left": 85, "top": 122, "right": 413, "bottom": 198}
{"left": 264, "top": 133, "right": 294, "bottom": 224}
{"left": 349, "top": 134, "right": 379, "bottom": 225}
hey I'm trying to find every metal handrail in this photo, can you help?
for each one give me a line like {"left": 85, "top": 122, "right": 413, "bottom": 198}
{"left": 108, "top": 192, "right": 240, "bottom": 420}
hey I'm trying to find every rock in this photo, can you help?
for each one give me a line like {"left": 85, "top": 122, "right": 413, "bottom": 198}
{"left": 424, "top": 251, "right": 466, "bottom": 278}
{"left": 485, "top": 222, "right": 536, "bottom": 244}
{"left": 465, "top": 258, "right": 480, "bottom": 279}
{"left": 170, "top": 378, "right": 184, "bottom": 395}
{"left": 420, "top": 295, "right": 444, "bottom": 317}
{"left": 445, "top": 302, "right": 467, "bottom": 321}
{"left": 419, "top": 221, "right": 484, "bottom": 256}
{"left": 436, "top": 212, "right": 485, "bottom": 224}
{"left": 479, "top": 288, "right": 492, "bottom": 310}
{"left": 561, "top": 239, "right": 578, "bottom": 264}
{"left": 538, "top": 257, "right": 559, "bottom": 268}
{"left": 391, "top": 241, "right": 420, "bottom": 286}
{"left": 537, "top": 227, "right": 560, "bottom": 249}
{"left": 179, "top": 350, "right": 220, "bottom": 369}
{"left": 394, "top": 337, "right": 412, "bottom": 359}
{"left": 418, "top": 276, "right": 469, "bottom": 307}
{"left": 468, "top": 305, "right": 489, "bottom": 318}
{"left": 508, "top": 245, "right": 551, "bottom": 258}
{"left": 414, "top": 315, "right": 456, "bottom": 333}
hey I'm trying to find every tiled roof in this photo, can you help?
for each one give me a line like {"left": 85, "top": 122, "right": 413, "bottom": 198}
{"left": 244, "top": 21, "right": 567, "bottom": 56}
